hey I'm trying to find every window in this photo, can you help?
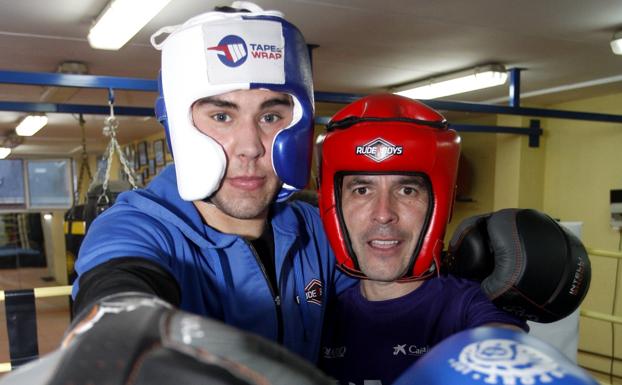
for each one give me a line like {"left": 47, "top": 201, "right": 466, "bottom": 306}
{"left": 0, "top": 159, "right": 26, "bottom": 209}
{"left": 27, "top": 159, "right": 73, "bottom": 209}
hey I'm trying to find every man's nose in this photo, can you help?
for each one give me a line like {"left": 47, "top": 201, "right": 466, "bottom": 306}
{"left": 233, "top": 118, "right": 265, "bottom": 160}
{"left": 372, "top": 191, "right": 398, "bottom": 225}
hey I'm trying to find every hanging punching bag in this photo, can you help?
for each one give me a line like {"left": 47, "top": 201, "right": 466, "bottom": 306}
{"left": 84, "top": 180, "right": 132, "bottom": 230}
{"left": 63, "top": 204, "right": 86, "bottom": 284}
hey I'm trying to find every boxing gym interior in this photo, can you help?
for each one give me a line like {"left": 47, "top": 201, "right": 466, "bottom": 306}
{"left": 0, "top": 0, "right": 621, "bottom": 383}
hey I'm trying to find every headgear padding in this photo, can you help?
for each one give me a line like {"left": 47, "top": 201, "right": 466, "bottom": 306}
{"left": 152, "top": 2, "right": 314, "bottom": 201}
{"left": 317, "top": 94, "right": 461, "bottom": 280}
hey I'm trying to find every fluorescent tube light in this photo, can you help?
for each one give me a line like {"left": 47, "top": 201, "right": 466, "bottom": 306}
{"left": 15, "top": 115, "right": 48, "bottom": 136}
{"left": 0, "top": 147, "right": 11, "bottom": 159}
{"left": 394, "top": 64, "right": 508, "bottom": 100}
{"left": 88, "top": 0, "right": 172, "bottom": 50}
{"left": 611, "top": 31, "right": 622, "bottom": 55}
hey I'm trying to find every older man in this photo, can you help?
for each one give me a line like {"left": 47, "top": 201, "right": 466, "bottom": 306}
{"left": 316, "top": 94, "right": 589, "bottom": 385}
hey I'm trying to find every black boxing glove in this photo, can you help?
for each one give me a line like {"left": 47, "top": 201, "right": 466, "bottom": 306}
{"left": 0, "top": 293, "right": 333, "bottom": 385}
{"left": 442, "top": 208, "right": 591, "bottom": 323}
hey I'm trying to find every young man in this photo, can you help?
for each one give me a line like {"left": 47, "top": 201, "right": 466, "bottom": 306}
{"left": 72, "top": 2, "right": 353, "bottom": 363}
{"left": 315, "top": 94, "right": 528, "bottom": 385}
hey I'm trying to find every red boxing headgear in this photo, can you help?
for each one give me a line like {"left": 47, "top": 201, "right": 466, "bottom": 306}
{"left": 316, "top": 94, "right": 461, "bottom": 280}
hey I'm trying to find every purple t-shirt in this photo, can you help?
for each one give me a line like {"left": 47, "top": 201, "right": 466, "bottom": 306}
{"left": 319, "top": 275, "right": 527, "bottom": 385}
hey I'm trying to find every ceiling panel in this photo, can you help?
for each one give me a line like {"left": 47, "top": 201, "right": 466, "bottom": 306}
{"left": 0, "top": 0, "right": 621, "bottom": 156}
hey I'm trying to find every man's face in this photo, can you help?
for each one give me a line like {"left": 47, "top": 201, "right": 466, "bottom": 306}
{"left": 341, "top": 174, "right": 430, "bottom": 282}
{"left": 191, "top": 89, "right": 293, "bottom": 219}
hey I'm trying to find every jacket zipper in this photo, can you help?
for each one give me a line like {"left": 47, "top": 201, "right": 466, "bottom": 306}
{"left": 246, "top": 240, "right": 284, "bottom": 344}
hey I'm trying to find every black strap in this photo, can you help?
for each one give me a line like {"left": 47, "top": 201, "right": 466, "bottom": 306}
{"left": 4, "top": 289, "right": 39, "bottom": 367}
{"left": 326, "top": 116, "right": 448, "bottom": 131}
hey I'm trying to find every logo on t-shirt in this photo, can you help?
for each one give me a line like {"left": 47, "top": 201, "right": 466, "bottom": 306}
{"left": 323, "top": 345, "right": 347, "bottom": 359}
{"left": 304, "top": 278, "right": 323, "bottom": 306}
{"left": 392, "top": 343, "right": 429, "bottom": 356}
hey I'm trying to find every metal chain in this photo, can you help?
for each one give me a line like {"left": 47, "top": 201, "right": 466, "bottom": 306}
{"left": 113, "top": 138, "right": 138, "bottom": 189}
{"left": 75, "top": 114, "right": 93, "bottom": 204}
{"left": 95, "top": 95, "right": 139, "bottom": 207}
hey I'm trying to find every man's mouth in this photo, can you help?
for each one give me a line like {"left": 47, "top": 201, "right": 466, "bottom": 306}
{"left": 227, "top": 176, "right": 265, "bottom": 190}
{"left": 368, "top": 239, "right": 401, "bottom": 249}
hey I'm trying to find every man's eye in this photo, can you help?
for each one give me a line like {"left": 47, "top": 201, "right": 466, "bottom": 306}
{"left": 260, "top": 113, "right": 281, "bottom": 124}
{"left": 211, "top": 113, "right": 230, "bottom": 122}
{"left": 401, "top": 187, "right": 420, "bottom": 196}
{"left": 354, "top": 187, "right": 368, "bottom": 195}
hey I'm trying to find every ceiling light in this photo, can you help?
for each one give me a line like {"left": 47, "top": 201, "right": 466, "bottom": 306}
{"left": 0, "top": 147, "right": 11, "bottom": 159}
{"left": 15, "top": 115, "right": 48, "bottom": 136}
{"left": 394, "top": 64, "right": 508, "bottom": 100}
{"left": 88, "top": 0, "right": 172, "bottom": 50}
{"left": 611, "top": 31, "right": 622, "bottom": 55}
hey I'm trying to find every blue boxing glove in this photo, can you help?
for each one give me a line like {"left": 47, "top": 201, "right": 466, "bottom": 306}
{"left": 392, "top": 327, "right": 598, "bottom": 385}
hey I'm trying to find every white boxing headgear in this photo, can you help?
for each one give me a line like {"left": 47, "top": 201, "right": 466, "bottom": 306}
{"left": 151, "top": 2, "right": 314, "bottom": 201}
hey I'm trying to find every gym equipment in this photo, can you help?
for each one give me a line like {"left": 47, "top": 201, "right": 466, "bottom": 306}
{"left": 393, "top": 327, "right": 599, "bottom": 385}
{"left": 0, "top": 292, "right": 333, "bottom": 385}
{"left": 82, "top": 89, "right": 138, "bottom": 228}
{"left": 444, "top": 209, "right": 591, "bottom": 323}
{"left": 64, "top": 114, "right": 92, "bottom": 283}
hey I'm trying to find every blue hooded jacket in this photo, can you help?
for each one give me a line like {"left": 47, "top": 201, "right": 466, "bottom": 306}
{"left": 73, "top": 165, "right": 355, "bottom": 362}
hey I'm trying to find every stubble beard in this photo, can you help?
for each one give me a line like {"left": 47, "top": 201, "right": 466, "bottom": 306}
{"left": 359, "top": 256, "right": 409, "bottom": 282}
{"left": 354, "top": 226, "right": 413, "bottom": 282}
{"left": 209, "top": 180, "right": 280, "bottom": 220}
